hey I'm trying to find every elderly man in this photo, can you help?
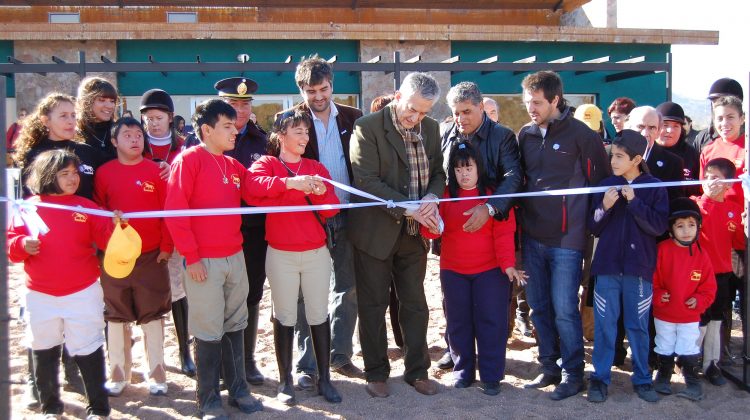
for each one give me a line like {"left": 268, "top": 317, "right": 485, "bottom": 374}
{"left": 518, "top": 71, "right": 610, "bottom": 400}
{"left": 625, "top": 106, "right": 685, "bottom": 201}
{"left": 214, "top": 77, "right": 270, "bottom": 385}
{"left": 274, "top": 55, "right": 365, "bottom": 389}
{"left": 482, "top": 97, "right": 500, "bottom": 123}
{"left": 349, "top": 72, "right": 446, "bottom": 398}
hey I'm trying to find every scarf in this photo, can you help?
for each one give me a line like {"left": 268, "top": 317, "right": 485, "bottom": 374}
{"left": 389, "top": 103, "right": 430, "bottom": 235}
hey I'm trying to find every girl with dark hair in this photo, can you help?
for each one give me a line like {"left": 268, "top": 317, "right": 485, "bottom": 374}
{"left": 246, "top": 110, "right": 341, "bottom": 405}
{"left": 76, "top": 76, "right": 119, "bottom": 162}
{"left": 422, "top": 141, "right": 524, "bottom": 396}
{"left": 8, "top": 149, "right": 118, "bottom": 419}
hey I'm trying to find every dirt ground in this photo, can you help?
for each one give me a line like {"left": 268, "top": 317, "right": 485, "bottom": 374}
{"left": 8, "top": 255, "right": 750, "bottom": 419}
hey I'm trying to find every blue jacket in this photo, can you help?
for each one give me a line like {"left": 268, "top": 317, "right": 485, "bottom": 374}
{"left": 589, "top": 172, "right": 669, "bottom": 280}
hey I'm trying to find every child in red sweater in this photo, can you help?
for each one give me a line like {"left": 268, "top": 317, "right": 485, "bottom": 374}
{"left": 8, "top": 149, "right": 116, "bottom": 418}
{"left": 652, "top": 198, "right": 716, "bottom": 401}
{"left": 699, "top": 95, "right": 745, "bottom": 206}
{"left": 94, "top": 118, "right": 173, "bottom": 397}
{"left": 423, "top": 142, "right": 525, "bottom": 396}
{"left": 694, "top": 157, "right": 746, "bottom": 386}
{"left": 164, "top": 99, "right": 262, "bottom": 417}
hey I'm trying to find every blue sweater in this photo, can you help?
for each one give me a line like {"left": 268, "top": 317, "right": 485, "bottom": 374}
{"left": 589, "top": 173, "right": 669, "bottom": 280}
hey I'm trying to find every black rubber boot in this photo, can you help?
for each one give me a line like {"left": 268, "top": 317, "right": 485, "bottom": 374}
{"left": 273, "top": 318, "right": 296, "bottom": 405}
{"left": 243, "top": 304, "right": 265, "bottom": 385}
{"left": 222, "top": 330, "right": 263, "bottom": 414}
{"left": 310, "top": 319, "right": 342, "bottom": 403}
{"left": 172, "top": 297, "right": 197, "bottom": 377}
{"left": 74, "top": 346, "right": 111, "bottom": 417}
{"left": 24, "top": 347, "right": 40, "bottom": 408}
{"left": 653, "top": 354, "right": 675, "bottom": 395}
{"left": 676, "top": 355, "right": 704, "bottom": 401}
{"left": 195, "top": 338, "right": 227, "bottom": 419}
{"left": 62, "top": 346, "right": 84, "bottom": 394}
{"left": 33, "top": 345, "right": 64, "bottom": 416}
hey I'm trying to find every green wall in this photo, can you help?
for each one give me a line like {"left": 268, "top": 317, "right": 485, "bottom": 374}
{"left": 117, "top": 40, "right": 360, "bottom": 96}
{"left": 451, "top": 41, "right": 670, "bottom": 136}
{"left": 0, "top": 41, "right": 15, "bottom": 97}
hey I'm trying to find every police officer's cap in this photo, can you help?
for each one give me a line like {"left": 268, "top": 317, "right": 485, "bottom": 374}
{"left": 656, "top": 101, "right": 685, "bottom": 124}
{"left": 708, "top": 78, "right": 744, "bottom": 101}
{"left": 140, "top": 89, "right": 174, "bottom": 113}
{"left": 214, "top": 77, "right": 258, "bottom": 100}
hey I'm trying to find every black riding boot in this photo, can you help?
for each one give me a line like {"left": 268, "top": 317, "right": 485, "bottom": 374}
{"left": 653, "top": 354, "right": 675, "bottom": 395}
{"left": 33, "top": 345, "right": 64, "bottom": 416}
{"left": 195, "top": 338, "right": 227, "bottom": 419}
{"left": 676, "top": 355, "right": 704, "bottom": 401}
{"left": 62, "top": 346, "right": 84, "bottom": 394}
{"left": 273, "top": 318, "right": 296, "bottom": 405}
{"left": 243, "top": 304, "right": 265, "bottom": 385}
{"left": 74, "top": 346, "right": 111, "bottom": 417}
{"left": 172, "top": 297, "right": 197, "bottom": 377}
{"left": 221, "top": 330, "right": 263, "bottom": 414}
{"left": 24, "top": 347, "right": 40, "bottom": 408}
{"left": 310, "top": 319, "right": 342, "bottom": 403}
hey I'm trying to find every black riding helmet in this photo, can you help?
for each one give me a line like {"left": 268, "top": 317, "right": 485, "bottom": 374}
{"left": 668, "top": 197, "right": 702, "bottom": 254}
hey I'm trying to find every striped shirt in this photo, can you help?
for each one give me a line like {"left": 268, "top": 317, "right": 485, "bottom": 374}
{"left": 312, "top": 102, "right": 351, "bottom": 203}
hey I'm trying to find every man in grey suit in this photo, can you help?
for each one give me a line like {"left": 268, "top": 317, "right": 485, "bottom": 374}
{"left": 349, "top": 72, "right": 446, "bottom": 398}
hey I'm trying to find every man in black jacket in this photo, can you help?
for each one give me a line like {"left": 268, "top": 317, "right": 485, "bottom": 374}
{"left": 625, "top": 106, "right": 686, "bottom": 202}
{"left": 275, "top": 56, "right": 365, "bottom": 390}
{"left": 518, "top": 71, "right": 610, "bottom": 401}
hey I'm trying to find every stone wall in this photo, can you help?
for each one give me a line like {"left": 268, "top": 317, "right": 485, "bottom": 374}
{"left": 359, "top": 40, "right": 452, "bottom": 121}
{"left": 13, "top": 40, "right": 117, "bottom": 114}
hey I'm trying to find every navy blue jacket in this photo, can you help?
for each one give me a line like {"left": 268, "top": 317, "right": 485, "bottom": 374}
{"left": 589, "top": 172, "right": 669, "bottom": 280}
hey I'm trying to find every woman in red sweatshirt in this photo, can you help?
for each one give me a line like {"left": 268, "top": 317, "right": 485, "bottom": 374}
{"left": 8, "top": 149, "right": 117, "bottom": 418}
{"left": 422, "top": 141, "right": 525, "bottom": 396}
{"left": 246, "top": 110, "right": 340, "bottom": 405}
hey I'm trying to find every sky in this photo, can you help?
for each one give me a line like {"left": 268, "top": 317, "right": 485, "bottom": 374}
{"left": 583, "top": 0, "right": 748, "bottom": 100}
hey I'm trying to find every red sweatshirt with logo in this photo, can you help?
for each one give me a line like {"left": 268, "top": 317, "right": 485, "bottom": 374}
{"left": 699, "top": 136, "right": 745, "bottom": 206}
{"left": 94, "top": 158, "right": 172, "bottom": 254}
{"left": 422, "top": 187, "right": 516, "bottom": 275}
{"left": 246, "top": 156, "right": 339, "bottom": 252}
{"left": 8, "top": 194, "right": 113, "bottom": 296}
{"left": 694, "top": 194, "right": 746, "bottom": 274}
{"left": 652, "top": 239, "right": 717, "bottom": 323}
{"left": 164, "top": 146, "right": 253, "bottom": 265}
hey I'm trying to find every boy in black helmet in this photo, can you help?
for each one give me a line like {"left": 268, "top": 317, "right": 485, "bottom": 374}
{"left": 652, "top": 198, "right": 717, "bottom": 401}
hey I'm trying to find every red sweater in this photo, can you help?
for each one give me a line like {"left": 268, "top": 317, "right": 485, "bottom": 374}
{"left": 653, "top": 240, "right": 717, "bottom": 323}
{"left": 164, "top": 146, "right": 254, "bottom": 265}
{"left": 700, "top": 136, "right": 745, "bottom": 206}
{"left": 8, "top": 194, "right": 113, "bottom": 296}
{"left": 247, "top": 156, "right": 339, "bottom": 251}
{"left": 694, "top": 195, "right": 746, "bottom": 273}
{"left": 144, "top": 136, "right": 184, "bottom": 164}
{"left": 422, "top": 187, "right": 516, "bottom": 275}
{"left": 94, "top": 159, "right": 173, "bottom": 254}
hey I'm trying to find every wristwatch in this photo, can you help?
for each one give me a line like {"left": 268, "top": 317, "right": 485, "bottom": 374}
{"left": 486, "top": 203, "right": 497, "bottom": 217}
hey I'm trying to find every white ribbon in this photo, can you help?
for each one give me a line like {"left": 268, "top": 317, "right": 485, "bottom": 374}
{"left": 1, "top": 178, "right": 743, "bottom": 225}
{"left": 7, "top": 199, "right": 50, "bottom": 239}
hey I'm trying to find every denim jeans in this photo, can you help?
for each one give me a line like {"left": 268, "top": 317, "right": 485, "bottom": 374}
{"left": 591, "top": 275, "right": 653, "bottom": 385}
{"left": 296, "top": 212, "right": 358, "bottom": 372}
{"left": 522, "top": 236, "right": 585, "bottom": 380}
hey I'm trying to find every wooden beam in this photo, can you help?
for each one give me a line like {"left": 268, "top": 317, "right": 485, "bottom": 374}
{"left": 0, "top": 22, "right": 718, "bottom": 45}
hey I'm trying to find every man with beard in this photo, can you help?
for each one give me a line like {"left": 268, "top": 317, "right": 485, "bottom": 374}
{"left": 275, "top": 56, "right": 365, "bottom": 389}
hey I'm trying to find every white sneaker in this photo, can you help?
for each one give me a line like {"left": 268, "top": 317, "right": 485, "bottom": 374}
{"left": 85, "top": 415, "right": 110, "bottom": 420}
{"left": 42, "top": 414, "right": 62, "bottom": 419}
{"left": 148, "top": 381, "right": 168, "bottom": 396}
{"left": 105, "top": 380, "right": 128, "bottom": 396}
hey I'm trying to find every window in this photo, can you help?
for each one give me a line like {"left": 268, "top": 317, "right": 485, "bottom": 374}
{"left": 167, "top": 12, "right": 198, "bottom": 24}
{"left": 483, "top": 94, "right": 596, "bottom": 133}
{"left": 49, "top": 13, "right": 80, "bottom": 24}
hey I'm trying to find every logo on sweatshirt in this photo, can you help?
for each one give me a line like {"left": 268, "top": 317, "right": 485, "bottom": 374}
{"left": 73, "top": 212, "right": 88, "bottom": 223}
{"left": 79, "top": 164, "right": 94, "bottom": 175}
{"left": 141, "top": 181, "right": 155, "bottom": 193}
{"left": 231, "top": 174, "right": 241, "bottom": 189}
{"left": 690, "top": 270, "right": 702, "bottom": 282}
{"left": 728, "top": 220, "right": 737, "bottom": 232}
